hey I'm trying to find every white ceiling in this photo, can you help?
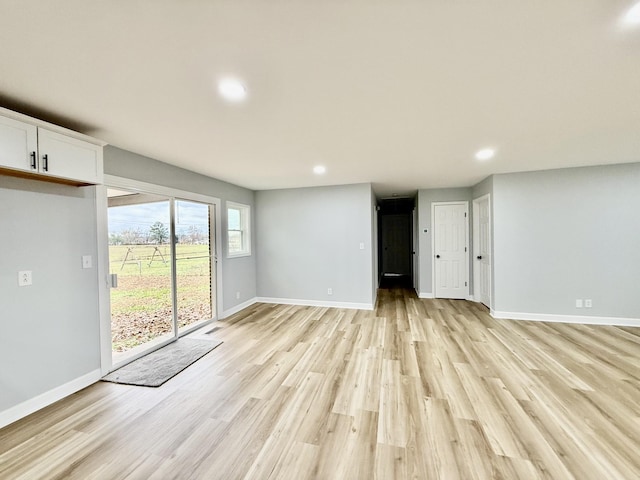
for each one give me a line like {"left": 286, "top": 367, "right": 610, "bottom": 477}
{"left": 1, "top": 1, "right": 639, "bottom": 197}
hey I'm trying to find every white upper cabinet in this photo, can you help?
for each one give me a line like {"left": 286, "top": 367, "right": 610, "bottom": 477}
{"left": 0, "top": 115, "right": 38, "bottom": 172}
{"left": 0, "top": 109, "right": 104, "bottom": 185}
{"left": 37, "top": 128, "right": 103, "bottom": 184}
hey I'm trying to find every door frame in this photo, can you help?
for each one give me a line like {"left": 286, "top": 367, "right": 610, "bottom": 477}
{"left": 412, "top": 207, "right": 419, "bottom": 294}
{"left": 472, "top": 193, "right": 492, "bottom": 308}
{"left": 96, "top": 175, "right": 223, "bottom": 375}
{"left": 431, "top": 201, "right": 469, "bottom": 299}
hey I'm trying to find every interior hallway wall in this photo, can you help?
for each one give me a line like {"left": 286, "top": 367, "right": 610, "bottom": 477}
{"left": 256, "top": 183, "right": 375, "bottom": 308}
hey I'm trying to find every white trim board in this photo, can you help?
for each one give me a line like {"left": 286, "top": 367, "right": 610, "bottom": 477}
{"left": 103, "top": 174, "right": 222, "bottom": 205}
{"left": 419, "top": 292, "right": 474, "bottom": 301}
{"left": 0, "top": 369, "right": 101, "bottom": 429}
{"left": 222, "top": 297, "right": 259, "bottom": 318}
{"left": 257, "top": 297, "right": 374, "bottom": 311}
{"left": 491, "top": 310, "right": 640, "bottom": 327}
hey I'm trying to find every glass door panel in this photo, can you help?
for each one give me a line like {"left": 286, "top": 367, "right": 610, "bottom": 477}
{"left": 175, "top": 200, "right": 214, "bottom": 333}
{"left": 107, "top": 189, "right": 174, "bottom": 361}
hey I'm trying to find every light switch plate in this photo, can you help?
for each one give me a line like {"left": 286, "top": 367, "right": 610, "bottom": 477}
{"left": 82, "top": 255, "right": 92, "bottom": 269}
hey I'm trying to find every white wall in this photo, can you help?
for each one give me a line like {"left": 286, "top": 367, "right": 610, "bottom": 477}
{"left": 492, "top": 163, "right": 640, "bottom": 320}
{"left": 0, "top": 177, "right": 101, "bottom": 420}
{"left": 256, "top": 184, "right": 375, "bottom": 308}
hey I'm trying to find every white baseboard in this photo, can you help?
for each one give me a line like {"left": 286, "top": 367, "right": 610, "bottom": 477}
{"left": 0, "top": 368, "right": 101, "bottom": 429}
{"left": 491, "top": 310, "right": 640, "bottom": 327}
{"left": 221, "top": 297, "right": 258, "bottom": 319}
{"left": 257, "top": 297, "right": 374, "bottom": 311}
{"left": 418, "top": 292, "right": 434, "bottom": 299}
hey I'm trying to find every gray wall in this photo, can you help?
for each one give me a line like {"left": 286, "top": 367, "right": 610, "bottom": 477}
{"left": 104, "top": 146, "right": 257, "bottom": 312}
{"left": 471, "top": 175, "right": 493, "bottom": 199}
{"left": 256, "top": 184, "right": 375, "bottom": 306}
{"left": 0, "top": 177, "right": 100, "bottom": 411}
{"left": 417, "top": 187, "right": 472, "bottom": 295}
{"left": 492, "top": 163, "right": 640, "bottom": 318}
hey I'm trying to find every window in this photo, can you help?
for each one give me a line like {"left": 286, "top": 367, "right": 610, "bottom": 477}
{"left": 227, "top": 201, "right": 251, "bottom": 257}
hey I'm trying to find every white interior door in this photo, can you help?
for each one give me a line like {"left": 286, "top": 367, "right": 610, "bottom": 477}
{"left": 433, "top": 202, "right": 469, "bottom": 299}
{"left": 412, "top": 208, "right": 419, "bottom": 291}
{"left": 473, "top": 195, "right": 492, "bottom": 307}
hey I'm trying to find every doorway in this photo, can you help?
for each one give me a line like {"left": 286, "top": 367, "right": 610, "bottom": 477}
{"left": 104, "top": 186, "right": 219, "bottom": 368}
{"left": 432, "top": 201, "right": 469, "bottom": 299}
{"left": 473, "top": 194, "right": 492, "bottom": 307}
{"left": 378, "top": 197, "right": 415, "bottom": 289}
{"left": 107, "top": 190, "right": 174, "bottom": 361}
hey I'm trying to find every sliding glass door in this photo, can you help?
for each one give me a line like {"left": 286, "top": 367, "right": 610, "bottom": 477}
{"left": 175, "top": 200, "right": 215, "bottom": 334}
{"left": 106, "top": 189, "right": 216, "bottom": 364}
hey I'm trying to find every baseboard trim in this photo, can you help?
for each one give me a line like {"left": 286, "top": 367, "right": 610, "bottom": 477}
{"left": 418, "top": 292, "right": 434, "bottom": 299}
{"left": 257, "top": 297, "right": 374, "bottom": 311}
{"left": 491, "top": 310, "right": 640, "bottom": 327}
{"left": 0, "top": 368, "right": 101, "bottom": 429}
{"left": 221, "top": 297, "right": 258, "bottom": 319}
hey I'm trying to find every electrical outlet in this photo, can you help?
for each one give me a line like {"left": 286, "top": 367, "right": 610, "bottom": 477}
{"left": 585, "top": 299, "right": 592, "bottom": 308}
{"left": 327, "top": 288, "right": 333, "bottom": 295}
{"left": 236, "top": 291, "right": 240, "bottom": 299}
{"left": 575, "top": 299, "right": 583, "bottom": 308}
{"left": 18, "top": 270, "right": 32, "bottom": 287}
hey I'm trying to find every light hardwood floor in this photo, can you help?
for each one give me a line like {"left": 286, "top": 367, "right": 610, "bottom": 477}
{"left": 1, "top": 288, "right": 639, "bottom": 479}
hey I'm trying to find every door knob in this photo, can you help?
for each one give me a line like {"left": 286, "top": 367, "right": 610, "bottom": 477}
{"left": 436, "top": 254, "right": 440, "bottom": 258}
{"left": 477, "top": 255, "right": 482, "bottom": 260}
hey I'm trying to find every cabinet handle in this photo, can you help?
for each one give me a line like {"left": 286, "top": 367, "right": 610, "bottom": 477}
{"left": 42, "top": 154, "right": 49, "bottom": 172}
{"left": 30, "top": 151, "right": 37, "bottom": 170}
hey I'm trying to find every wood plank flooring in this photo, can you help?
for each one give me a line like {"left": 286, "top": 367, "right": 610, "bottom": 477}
{"left": 1, "top": 288, "right": 639, "bottom": 479}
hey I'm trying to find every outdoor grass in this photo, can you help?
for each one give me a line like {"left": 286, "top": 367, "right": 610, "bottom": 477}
{"left": 109, "top": 244, "right": 213, "bottom": 352}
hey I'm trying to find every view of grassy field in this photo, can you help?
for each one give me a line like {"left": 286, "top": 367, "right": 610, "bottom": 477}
{"left": 109, "top": 244, "right": 213, "bottom": 352}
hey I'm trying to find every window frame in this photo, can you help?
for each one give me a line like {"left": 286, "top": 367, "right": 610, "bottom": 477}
{"left": 226, "top": 201, "right": 251, "bottom": 258}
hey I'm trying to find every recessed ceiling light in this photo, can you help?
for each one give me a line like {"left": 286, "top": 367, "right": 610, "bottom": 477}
{"left": 313, "top": 165, "right": 326, "bottom": 175}
{"left": 624, "top": 2, "right": 640, "bottom": 25}
{"left": 475, "top": 148, "right": 496, "bottom": 161}
{"left": 218, "top": 78, "right": 247, "bottom": 102}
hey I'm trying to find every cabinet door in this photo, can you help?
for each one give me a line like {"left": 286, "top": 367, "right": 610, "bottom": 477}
{"left": 37, "top": 128, "right": 103, "bottom": 184}
{"left": 0, "top": 115, "right": 38, "bottom": 173}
